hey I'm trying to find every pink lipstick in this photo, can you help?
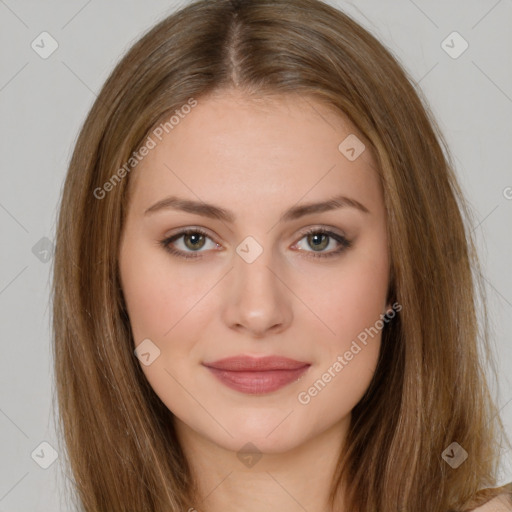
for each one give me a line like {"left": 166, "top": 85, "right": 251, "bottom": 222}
{"left": 202, "top": 355, "right": 310, "bottom": 394}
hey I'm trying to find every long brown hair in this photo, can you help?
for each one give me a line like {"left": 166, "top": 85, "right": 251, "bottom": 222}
{"left": 51, "top": 0, "right": 511, "bottom": 510}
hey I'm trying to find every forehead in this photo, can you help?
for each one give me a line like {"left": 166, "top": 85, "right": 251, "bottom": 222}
{"left": 126, "top": 90, "right": 382, "bottom": 217}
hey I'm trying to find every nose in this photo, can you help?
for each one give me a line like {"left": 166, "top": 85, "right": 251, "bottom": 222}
{"left": 221, "top": 246, "right": 293, "bottom": 338}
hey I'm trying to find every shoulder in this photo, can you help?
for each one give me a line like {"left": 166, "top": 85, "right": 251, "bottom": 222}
{"left": 471, "top": 493, "right": 512, "bottom": 512}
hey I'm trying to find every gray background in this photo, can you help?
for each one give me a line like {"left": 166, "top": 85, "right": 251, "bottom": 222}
{"left": 0, "top": 0, "right": 511, "bottom": 510}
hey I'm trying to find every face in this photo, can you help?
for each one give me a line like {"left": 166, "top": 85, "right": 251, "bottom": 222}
{"left": 119, "top": 89, "right": 390, "bottom": 455}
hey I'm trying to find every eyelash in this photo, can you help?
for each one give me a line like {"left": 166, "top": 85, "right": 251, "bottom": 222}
{"left": 158, "top": 227, "right": 352, "bottom": 260}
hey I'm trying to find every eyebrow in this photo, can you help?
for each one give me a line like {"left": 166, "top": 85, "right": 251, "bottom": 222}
{"left": 144, "top": 194, "right": 370, "bottom": 222}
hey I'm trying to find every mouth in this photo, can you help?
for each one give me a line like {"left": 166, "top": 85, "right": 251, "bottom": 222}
{"left": 202, "top": 355, "right": 311, "bottom": 394}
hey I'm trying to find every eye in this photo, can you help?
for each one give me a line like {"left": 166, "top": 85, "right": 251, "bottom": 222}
{"left": 159, "top": 228, "right": 220, "bottom": 260}
{"left": 292, "top": 227, "right": 351, "bottom": 259}
{"left": 159, "top": 226, "right": 352, "bottom": 260}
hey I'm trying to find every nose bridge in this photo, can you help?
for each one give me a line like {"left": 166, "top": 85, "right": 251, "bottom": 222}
{"left": 222, "top": 235, "right": 292, "bottom": 336}
{"left": 236, "top": 240, "right": 276, "bottom": 296}
{"left": 234, "top": 235, "right": 281, "bottom": 308}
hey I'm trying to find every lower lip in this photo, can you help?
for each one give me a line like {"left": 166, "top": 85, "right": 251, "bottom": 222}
{"left": 205, "top": 366, "right": 310, "bottom": 394}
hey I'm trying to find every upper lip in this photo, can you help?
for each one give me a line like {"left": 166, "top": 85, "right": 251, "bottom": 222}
{"left": 202, "top": 355, "right": 310, "bottom": 372}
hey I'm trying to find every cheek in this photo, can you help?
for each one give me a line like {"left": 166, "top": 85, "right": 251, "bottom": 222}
{"left": 294, "top": 259, "right": 388, "bottom": 420}
{"left": 120, "top": 241, "right": 209, "bottom": 345}
{"left": 119, "top": 245, "right": 211, "bottom": 413}
{"left": 296, "top": 336, "right": 380, "bottom": 431}
{"left": 301, "top": 247, "right": 389, "bottom": 347}
{"left": 337, "top": 260, "right": 388, "bottom": 334}
{"left": 120, "top": 259, "right": 171, "bottom": 343}
{"left": 294, "top": 241, "right": 388, "bottom": 407}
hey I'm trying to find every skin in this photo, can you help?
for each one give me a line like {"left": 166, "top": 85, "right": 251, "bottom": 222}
{"left": 119, "top": 88, "right": 391, "bottom": 512}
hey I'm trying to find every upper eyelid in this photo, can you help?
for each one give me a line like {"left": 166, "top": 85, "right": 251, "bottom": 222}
{"left": 167, "top": 223, "right": 347, "bottom": 236}
{"left": 166, "top": 227, "right": 219, "bottom": 245}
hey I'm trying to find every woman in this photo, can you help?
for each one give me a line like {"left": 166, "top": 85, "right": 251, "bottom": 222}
{"left": 52, "top": 0, "right": 512, "bottom": 510}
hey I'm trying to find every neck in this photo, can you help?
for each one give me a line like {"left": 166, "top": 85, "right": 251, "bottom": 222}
{"left": 175, "top": 415, "right": 350, "bottom": 512}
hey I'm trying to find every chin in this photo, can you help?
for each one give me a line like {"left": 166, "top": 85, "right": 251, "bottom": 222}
{"left": 210, "top": 409, "right": 320, "bottom": 455}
